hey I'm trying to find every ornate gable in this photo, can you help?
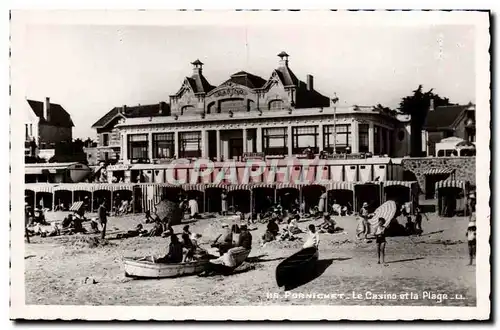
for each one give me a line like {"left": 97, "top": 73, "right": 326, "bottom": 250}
{"left": 207, "top": 81, "right": 253, "bottom": 98}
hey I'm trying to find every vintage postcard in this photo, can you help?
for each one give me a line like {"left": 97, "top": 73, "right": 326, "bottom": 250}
{"left": 9, "top": 9, "right": 490, "bottom": 320}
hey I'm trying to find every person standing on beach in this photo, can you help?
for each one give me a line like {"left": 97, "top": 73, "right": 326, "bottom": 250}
{"left": 303, "top": 224, "right": 320, "bottom": 250}
{"left": 25, "top": 203, "right": 31, "bottom": 243}
{"left": 466, "top": 220, "right": 476, "bottom": 265}
{"left": 221, "top": 190, "right": 228, "bottom": 216}
{"left": 360, "top": 202, "right": 370, "bottom": 238}
{"left": 98, "top": 199, "right": 109, "bottom": 239}
{"left": 374, "top": 218, "right": 387, "bottom": 264}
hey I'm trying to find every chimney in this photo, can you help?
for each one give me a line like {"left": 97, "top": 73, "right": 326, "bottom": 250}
{"left": 429, "top": 98, "right": 435, "bottom": 111}
{"left": 277, "top": 51, "right": 289, "bottom": 68}
{"left": 122, "top": 105, "right": 127, "bottom": 114}
{"left": 306, "top": 74, "right": 314, "bottom": 91}
{"left": 159, "top": 102, "right": 165, "bottom": 114}
{"left": 191, "top": 59, "right": 203, "bottom": 75}
{"left": 44, "top": 97, "right": 51, "bottom": 122}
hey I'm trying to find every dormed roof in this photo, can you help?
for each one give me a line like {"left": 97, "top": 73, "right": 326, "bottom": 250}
{"left": 424, "top": 105, "right": 468, "bottom": 130}
{"left": 186, "top": 74, "right": 215, "bottom": 94}
{"left": 92, "top": 102, "right": 170, "bottom": 128}
{"left": 27, "top": 99, "right": 74, "bottom": 127}
{"left": 225, "top": 71, "right": 267, "bottom": 89}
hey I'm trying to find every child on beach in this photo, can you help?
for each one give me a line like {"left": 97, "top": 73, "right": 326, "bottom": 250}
{"left": 374, "top": 218, "right": 387, "bottom": 264}
{"left": 466, "top": 221, "right": 476, "bottom": 265}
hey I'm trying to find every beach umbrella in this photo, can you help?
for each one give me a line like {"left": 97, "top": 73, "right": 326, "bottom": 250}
{"left": 154, "top": 199, "right": 182, "bottom": 226}
{"left": 368, "top": 200, "right": 397, "bottom": 232}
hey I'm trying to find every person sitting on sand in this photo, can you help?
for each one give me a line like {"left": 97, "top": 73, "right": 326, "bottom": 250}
{"left": 288, "top": 214, "right": 302, "bottom": 234}
{"left": 262, "top": 219, "right": 279, "bottom": 243}
{"left": 303, "top": 224, "right": 320, "bottom": 250}
{"left": 237, "top": 225, "right": 252, "bottom": 250}
{"left": 375, "top": 218, "right": 387, "bottom": 264}
{"left": 212, "top": 226, "right": 234, "bottom": 256}
{"left": 156, "top": 234, "right": 183, "bottom": 264}
{"left": 144, "top": 210, "right": 157, "bottom": 224}
{"left": 148, "top": 220, "right": 164, "bottom": 237}
{"left": 319, "top": 213, "right": 336, "bottom": 234}
{"left": 62, "top": 214, "right": 73, "bottom": 229}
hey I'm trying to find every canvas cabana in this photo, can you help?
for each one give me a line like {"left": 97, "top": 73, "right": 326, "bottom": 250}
{"left": 275, "top": 183, "right": 300, "bottom": 213}
{"left": 25, "top": 189, "right": 35, "bottom": 210}
{"left": 226, "top": 184, "right": 251, "bottom": 213}
{"left": 327, "top": 182, "right": 355, "bottom": 214}
{"left": 354, "top": 181, "right": 383, "bottom": 213}
{"left": 204, "top": 184, "right": 228, "bottom": 213}
{"left": 25, "top": 184, "right": 54, "bottom": 210}
{"left": 251, "top": 183, "right": 275, "bottom": 214}
{"left": 435, "top": 180, "right": 469, "bottom": 217}
{"left": 181, "top": 183, "right": 206, "bottom": 213}
{"left": 383, "top": 181, "right": 419, "bottom": 212}
{"left": 300, "top": 184, "right": 328, "bottom": 214}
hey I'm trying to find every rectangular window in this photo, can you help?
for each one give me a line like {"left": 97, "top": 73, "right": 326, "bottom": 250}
{"left": 358, "top": 124, "right": 369, "bottom": 153}
{"left": 323, "top": 124, "right": 351, "bottom": 154}
{"left": 381, "top": 127, "right": 387, "bottom": 155}
{"left": 374, "top": 126, "right": 380, "bottom": 155}
{"left": 292, "top": 126, "right": 318, "bottom": 154}
{"left": 127, "top": 134, "right": 148, "bottom": 160}
{"left": 179, "top": 131, "right": 201, "bottom": 158}
{"left": 25, "top": 124, "right": 29, "bottom": 141}
{"left": 29, "top": 124, "right": 33, "bottom": 137}
{"left": 263, "top": 127, "right": 287, "bottom": 156}
{"left": 102, "top": 133, "right": 109, "bottom": 147}
{"left": 153, "top": 133, "right": 175, "bottom": 159}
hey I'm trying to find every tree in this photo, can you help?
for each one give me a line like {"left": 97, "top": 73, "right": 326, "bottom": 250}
{"left": 399, "top": 85, "right": 452, "bottom": 157}
{"left": 373, "top": 104, "right": 398, "bottom": 116}
{"left": 49, "top": 139, "right": 88, "bottom": 164}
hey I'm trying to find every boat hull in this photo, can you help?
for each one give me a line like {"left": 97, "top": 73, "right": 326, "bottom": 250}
{"left": 123, "top": 257, "right": 209, "bottom": 279}
{"left": 276, "top": 247, "right": 319, "bottom": 288}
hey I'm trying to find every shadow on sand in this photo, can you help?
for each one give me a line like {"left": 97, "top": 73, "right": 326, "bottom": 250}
{"left": 283, "top": 257, "right": 351, "bottom": 291}
{"left": 386, "top": 257, "right": 425, "bottom": 264}
{"left": 247, "top": 254, "right": 285, "bottom": 263}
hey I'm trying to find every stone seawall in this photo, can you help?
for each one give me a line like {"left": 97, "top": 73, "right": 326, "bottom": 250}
{"left": 401, "top": 157, "right": 476, "bottom": 193}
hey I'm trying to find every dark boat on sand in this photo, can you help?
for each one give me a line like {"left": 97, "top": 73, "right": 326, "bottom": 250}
{"left": 275, "top": 247, "right": 319, "bottom": 288}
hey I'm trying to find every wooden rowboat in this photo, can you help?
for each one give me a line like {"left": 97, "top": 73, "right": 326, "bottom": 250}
{"left": 275, "top": 247, "right": 319, "bottom": 288}
{"left": 123, "top": 257, "right": 209, "bottom": 279}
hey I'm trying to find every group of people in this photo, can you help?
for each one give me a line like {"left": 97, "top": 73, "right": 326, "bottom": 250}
{"left": 152, "top": 225, "right": 206, "bottom": 263}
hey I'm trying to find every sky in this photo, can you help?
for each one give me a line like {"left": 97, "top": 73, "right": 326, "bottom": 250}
{"left": 12, "top": 11, "right": 476, "bottom": 139}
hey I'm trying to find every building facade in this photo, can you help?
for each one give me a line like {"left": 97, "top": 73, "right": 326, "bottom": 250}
{"left": 111, "top": 53, "right": 406, "bottom": 164}
{"left": 91, "top": 102, "right": 170, "bottom": 163}
{"left": 24, "top": 97, "right": 74, "bottom": 159}
{"left": 423, "top": 102, "right": 476, "bottom": 157}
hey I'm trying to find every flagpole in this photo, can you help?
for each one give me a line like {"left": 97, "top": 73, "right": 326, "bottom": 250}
{"left": 332, "top": 94, "right": 339, "bottom": 155}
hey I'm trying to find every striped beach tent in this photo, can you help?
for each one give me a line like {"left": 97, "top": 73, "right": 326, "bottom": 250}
{"left": 181, "top": 183, "right": 206, "bottom": 192}
{"left": 383, "top": 181, "right": 419, "bottom": 211}
{"left": 435, "top": 180, "right": 468, "bottom": 217}
{"left": 435, "top": 179, "right": 467, "bottom": 191}
{"left": 422, "top": 168, "right": 455, "bottom": 175}
{"left": 328, "top": 181, "right": 355, "bottom": 191}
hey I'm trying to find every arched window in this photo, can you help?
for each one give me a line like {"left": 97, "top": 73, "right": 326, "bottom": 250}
{"left": 181, "top": 105, "right": 194, "bottom": 115}
{"left": 268, "top": 99, "right": 284, "bottom": 110}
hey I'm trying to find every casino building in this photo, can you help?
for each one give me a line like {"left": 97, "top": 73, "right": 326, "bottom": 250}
{"left": 94, "top": 52, "right": 409, "bottom": 166}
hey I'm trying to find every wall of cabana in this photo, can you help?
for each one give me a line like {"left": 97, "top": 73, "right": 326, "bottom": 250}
{"left": 104, "top": 157, "right": 404, "bottom": 185}
{"left": 25, "top": 179, "right": 420, "bottom": 216}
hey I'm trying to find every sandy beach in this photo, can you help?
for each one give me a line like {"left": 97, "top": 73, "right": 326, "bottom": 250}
{"left": 24, "top": 210, "right": 476, "bottom": 306}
